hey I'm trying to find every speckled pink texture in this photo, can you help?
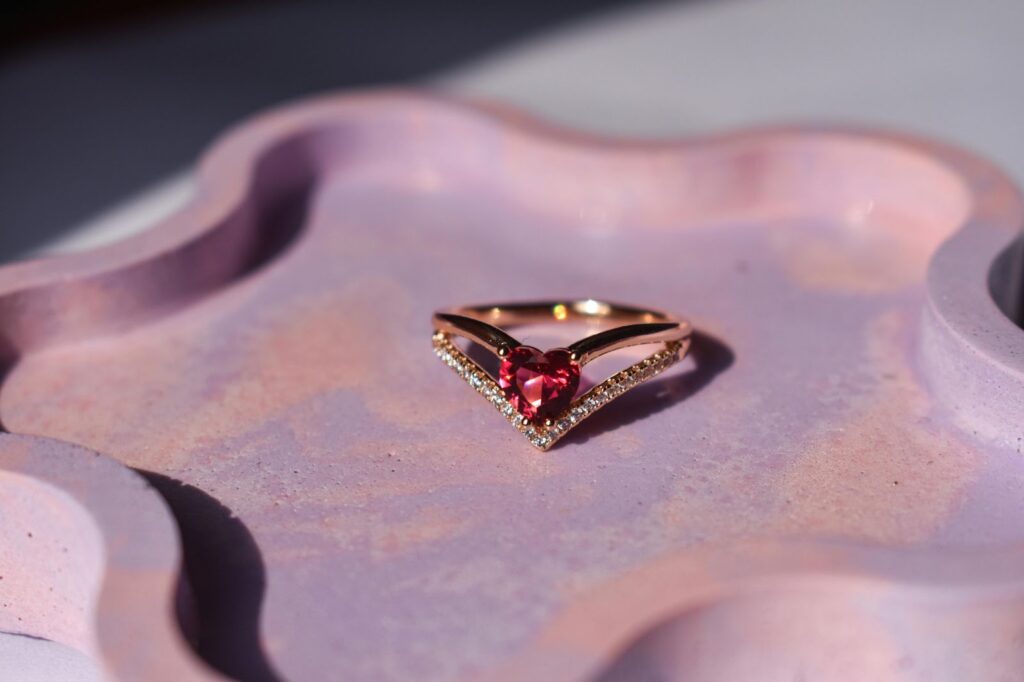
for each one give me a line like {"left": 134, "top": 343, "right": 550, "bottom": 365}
{"left": 0, "top": 434, "right": 218, "bottom": 681}
{"left": 0, "top": 91, "right": 1022, "bottom": 681}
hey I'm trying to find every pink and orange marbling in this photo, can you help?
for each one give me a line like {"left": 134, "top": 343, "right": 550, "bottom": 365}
{"left": 0, "top": 91, "right": 1022, "bottom": 681}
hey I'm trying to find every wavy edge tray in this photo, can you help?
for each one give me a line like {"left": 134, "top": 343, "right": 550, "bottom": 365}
{"left": 0, "top": 90, "right": 1021, "bottom": 680}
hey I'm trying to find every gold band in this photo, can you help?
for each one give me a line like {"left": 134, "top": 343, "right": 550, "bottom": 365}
{"left": 432, "top": 299, "right": 691, "bottom": 364}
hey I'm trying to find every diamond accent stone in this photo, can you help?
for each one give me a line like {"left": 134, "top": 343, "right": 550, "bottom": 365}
{"left": 433, "top": 334, "right": 683, "bottom": 451}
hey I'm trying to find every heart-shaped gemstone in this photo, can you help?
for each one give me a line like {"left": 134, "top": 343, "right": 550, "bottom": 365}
{"left": 498, "top": 346, "right": 580, "bottom": 423}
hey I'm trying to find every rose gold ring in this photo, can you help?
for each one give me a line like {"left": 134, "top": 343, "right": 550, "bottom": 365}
{"left": 432, "top": 300, "right": 692, "bottom": 450}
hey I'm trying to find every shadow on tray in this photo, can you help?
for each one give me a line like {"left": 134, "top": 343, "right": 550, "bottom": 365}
{"left": 139, "top": 470, "right": 282, "bottom": 682}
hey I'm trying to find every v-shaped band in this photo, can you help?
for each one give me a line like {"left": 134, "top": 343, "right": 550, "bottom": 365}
{"left": 432, "top": 300, "right": 692, "bottom": 450}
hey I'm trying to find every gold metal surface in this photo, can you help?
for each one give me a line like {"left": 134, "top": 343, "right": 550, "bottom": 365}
{"left": 432, "top": 300, "right": 691, "bottom": 365}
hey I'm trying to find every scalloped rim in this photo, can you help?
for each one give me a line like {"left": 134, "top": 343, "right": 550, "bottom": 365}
{"left": 0, "top": 90, "right": 1021, "bottom": 680}
{"left": 0, "top": 433, "right": 222, "bottom": 681}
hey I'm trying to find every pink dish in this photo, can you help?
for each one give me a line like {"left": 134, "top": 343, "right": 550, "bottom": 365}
{"left": 0, "top": 91, "right": 1022, "bottom": 681}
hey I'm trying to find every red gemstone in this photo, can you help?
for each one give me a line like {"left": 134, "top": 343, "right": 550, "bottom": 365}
{"left": 498, "top": 346, "right": 580, "bottom": 423}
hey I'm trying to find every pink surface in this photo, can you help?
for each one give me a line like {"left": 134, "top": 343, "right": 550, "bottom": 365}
{"left": 0, "top": 91, "right": 1022, "bottom": 681}
{"left": 0, "top": 434, "right": 218, "bottom": 681}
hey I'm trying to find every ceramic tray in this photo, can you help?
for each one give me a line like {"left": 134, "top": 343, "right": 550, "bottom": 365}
{"left": 1, "top": 91, "right": 1022, "bottom": 682}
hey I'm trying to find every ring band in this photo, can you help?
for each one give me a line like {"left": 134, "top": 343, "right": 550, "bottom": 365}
{"left": 432, "top": 300, "right": 692, "bottom": 450}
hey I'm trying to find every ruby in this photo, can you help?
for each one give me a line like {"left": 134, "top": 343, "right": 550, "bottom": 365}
{"left": 499, "top": 346, "right": 580, "bottom": 423}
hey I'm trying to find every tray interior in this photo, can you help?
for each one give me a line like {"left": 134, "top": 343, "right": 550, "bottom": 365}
{"left": 0, "top": 96, "right": 1021, "bottom": 680}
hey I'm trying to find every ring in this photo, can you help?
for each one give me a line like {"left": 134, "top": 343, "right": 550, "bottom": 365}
{"left": 432, "top": 300, "right": 692, "bottom": 450}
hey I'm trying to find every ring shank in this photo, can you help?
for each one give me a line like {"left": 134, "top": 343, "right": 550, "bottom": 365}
{"left": 433, "top": 299, "right": 691, "bottom": 365}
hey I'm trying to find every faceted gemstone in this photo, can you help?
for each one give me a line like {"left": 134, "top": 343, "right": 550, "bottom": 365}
{"left": 498, "top": 346, "right": 580, "bottom": 423}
